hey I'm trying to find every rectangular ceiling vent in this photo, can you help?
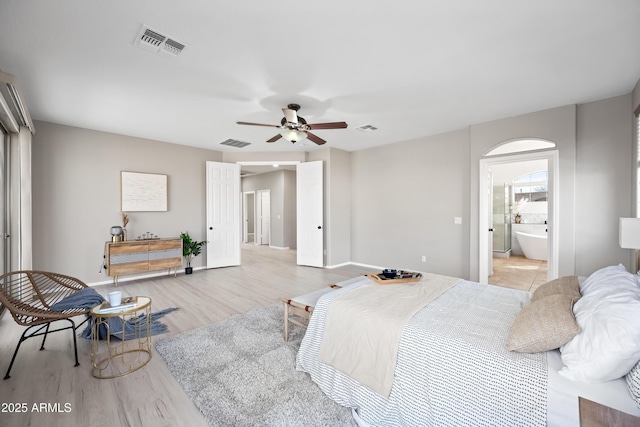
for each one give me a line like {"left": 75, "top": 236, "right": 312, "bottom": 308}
{"left": 134, "top": 25, "right": 186, "bottom": 59}
{"left": 220, "top": 139, "right": 251, "bottom": 148}
{"left": 355, "top": 124, "right": 378, "bottom": 132}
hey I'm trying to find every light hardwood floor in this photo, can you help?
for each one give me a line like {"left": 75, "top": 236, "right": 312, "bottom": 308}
{"left": 0, "top": 244, "right": 376, "bottom": 427}
{"left": 0, "top": 247, "right": 544, "bottom": 426}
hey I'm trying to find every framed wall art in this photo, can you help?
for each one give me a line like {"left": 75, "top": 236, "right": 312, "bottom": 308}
{"left": 121, "top": 171, "right": 167, "bottom": 212}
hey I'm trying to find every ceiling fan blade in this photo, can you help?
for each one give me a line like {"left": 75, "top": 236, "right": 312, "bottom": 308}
{"left": 282, "top": 108, "right": 298, "bottom": 125}
{"left": 237, "top": 121, "right": 280, "bottom": 128}
{"left": 266, "top": 134, "right": 282, "bottom": 143}
{"left": 306, "top": 132, "right": 326, "bottom": 145}
{"left": 307, "top": 121, "right": 348, "bottom": 130}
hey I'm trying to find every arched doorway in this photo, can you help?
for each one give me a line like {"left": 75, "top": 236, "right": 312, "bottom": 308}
{"left": 479, "top": 139, "right": 559, "bottom": 284}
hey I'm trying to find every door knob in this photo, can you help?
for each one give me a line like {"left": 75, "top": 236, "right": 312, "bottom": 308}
{"left": 209, "top": 227, "right": 213, "bottom": 230}
{"left": 488, "top": 228, "right": 494, "bottom": 232}
{"left": 317, "top": 226, "right": 322, "bottom": 229}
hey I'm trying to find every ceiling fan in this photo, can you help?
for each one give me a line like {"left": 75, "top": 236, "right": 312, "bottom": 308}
{"left": 237, "top": 103, "right": 348, "bottom": 145}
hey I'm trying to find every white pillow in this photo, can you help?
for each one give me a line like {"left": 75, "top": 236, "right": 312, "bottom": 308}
{"left": 579, "top": 264, "right": 636, "bottom": 296}
{"left": 559, "top": 265, "right": 640, "bottom": 383}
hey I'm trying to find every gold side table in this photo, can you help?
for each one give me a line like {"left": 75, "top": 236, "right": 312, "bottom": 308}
{"left": 90, "top": 296, "right": 152, "bottom": 379}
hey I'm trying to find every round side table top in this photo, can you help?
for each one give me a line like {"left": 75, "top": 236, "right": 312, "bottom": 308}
{"left": 90, "top": 296, "right": 151, "bottom": 317}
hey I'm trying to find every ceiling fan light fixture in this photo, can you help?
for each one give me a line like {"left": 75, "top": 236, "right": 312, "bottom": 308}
{"left": 237, "top": 104, "right": 346, "bottom": 145}
{"left": 280, "top": 128, "right": 307, "bottom": 143}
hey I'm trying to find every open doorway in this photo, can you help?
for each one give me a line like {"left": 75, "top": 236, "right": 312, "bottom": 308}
{"left": 207, "top": 160, "right": 322, "bottom": 269}
{"left": 242, "top": 191, "right": 255, "bottom": 243}
{"left": 238, "top": 161, "right": 298, "bottom": 251}
{"left": 487, "top": 159, "right": 549, "bottom": 290}
{"left": 237, "top": 160, "right": 324, "bottom": 267}
{"left": 479, "top": 147, "right": 559, "bottom": 285}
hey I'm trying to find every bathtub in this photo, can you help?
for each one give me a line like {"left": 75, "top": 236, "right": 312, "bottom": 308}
{"left": 515, "top": 231, "right": 547, "bottom": 261}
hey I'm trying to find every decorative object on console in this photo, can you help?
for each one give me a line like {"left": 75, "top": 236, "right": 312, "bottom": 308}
{"left": 137, "top": 232, "right": 159, "bottom": 240}
{"left": 121, "top": 212, "right": 129, "bottom": 241}
{"left": 619, "top": 217, "right": 640, "bottom": 272}
{"left": 180, "top": 232, "right": 206, "bottom": 274}
{"left": 110, "top": 226, "right": 123, "bottom": 242}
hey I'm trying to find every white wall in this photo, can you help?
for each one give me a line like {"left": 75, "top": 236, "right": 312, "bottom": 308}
{"left": 350, "top": 129, "right": 471, "bottom": 278}
{"left": 32, "top": 121, "right": 222, "bottom": 284}
{"left": 575, "top": 94, "right": 633, "bottom": 273}
{"left": 327, "top": 148, "right": 352, "bottom": 266}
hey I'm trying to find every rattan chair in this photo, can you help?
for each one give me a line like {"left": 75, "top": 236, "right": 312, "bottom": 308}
{"left": 0, "top": 270, "right": 91, "bottom": 379}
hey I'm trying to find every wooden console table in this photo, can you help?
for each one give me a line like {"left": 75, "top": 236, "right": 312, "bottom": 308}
{"left": 105, "top": 238, "right": 182, "bottom": 285}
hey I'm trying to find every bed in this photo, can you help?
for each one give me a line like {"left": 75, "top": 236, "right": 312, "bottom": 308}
{"left": 296, "top": 266, "right": 640, "bottom": 426}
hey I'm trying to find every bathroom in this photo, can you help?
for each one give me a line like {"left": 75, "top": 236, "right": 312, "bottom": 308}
{"left": 491, "top": 159, "right": 548, "bottom": 263}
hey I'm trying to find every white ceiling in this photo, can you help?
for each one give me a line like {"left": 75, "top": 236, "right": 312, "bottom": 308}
{"left": 1, "top": 1, "right": 639, "bottom": 154}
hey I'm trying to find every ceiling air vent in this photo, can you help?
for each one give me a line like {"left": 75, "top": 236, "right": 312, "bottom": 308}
{"left": 220, "top": 139, "right": 251, "bottom": 148}
{"left": 355, "top": 124, "right": 378, "bottom": 132}
{"left": 134, "top": 25, "right": 186, "bottom": 59}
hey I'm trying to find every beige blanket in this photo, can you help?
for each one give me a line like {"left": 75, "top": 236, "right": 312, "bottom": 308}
{"left": 318, "top": 273, "right": 461, "bottom": 397}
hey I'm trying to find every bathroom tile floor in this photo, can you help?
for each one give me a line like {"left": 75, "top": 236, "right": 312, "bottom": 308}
{"left": 489, "top": 255, "right": 548, "bottom": 293}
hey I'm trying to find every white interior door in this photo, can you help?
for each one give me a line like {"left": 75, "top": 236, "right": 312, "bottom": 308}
{"left": 259, "top": 190, "right": 270, "bottom": 245}
{"left": 297, "top": 161, "right": 323, "bottom": 267}
{"left": 206, "top": 161, "right": 240, "bottom": 268}
{"left": 242, "top": 191, "right": 255, "bottom": 243}
{"left": 488, "top": 170, "right": 494, "bottom": 276}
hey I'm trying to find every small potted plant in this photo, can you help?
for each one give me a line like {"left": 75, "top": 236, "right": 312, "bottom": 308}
{"left": 180, "top": 232, "right": 206, "bottom": 274}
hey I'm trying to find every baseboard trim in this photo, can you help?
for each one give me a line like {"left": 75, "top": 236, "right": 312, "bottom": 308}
{"left": 324, "top": 262, "right": 352, "bottom": 269}
{"left": 269, "top": 245, "right": 290, "bottom": 250}
{"left": 348, "top": 261, "right": 386, "bottom": 270}
{"left": 88, "top": 266, "right": 206, "bottom": 287}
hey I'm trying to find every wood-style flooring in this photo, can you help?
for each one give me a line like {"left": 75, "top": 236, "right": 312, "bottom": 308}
{"left": 0, "top": 244, "right": 376, "bottom": 427}
{"left": 0, "top": 246, "right": 544, "bottom": 427}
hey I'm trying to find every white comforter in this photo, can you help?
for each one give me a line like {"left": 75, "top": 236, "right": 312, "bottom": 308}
{"left": 296, "top": 276, "right": 547, "bottom": 427}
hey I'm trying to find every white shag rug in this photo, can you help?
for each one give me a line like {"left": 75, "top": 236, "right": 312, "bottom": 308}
{"left": 155, "top": 304, "right": 356, "bottom": 427}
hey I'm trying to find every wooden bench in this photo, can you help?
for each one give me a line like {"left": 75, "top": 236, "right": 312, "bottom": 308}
{"left": 282, "top": 284, "right": 341, "bottom": 341}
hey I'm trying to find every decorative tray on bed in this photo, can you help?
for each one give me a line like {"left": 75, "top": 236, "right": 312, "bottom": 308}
{"left": 366, "top": 271, "right": 422, "bottom": 285}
